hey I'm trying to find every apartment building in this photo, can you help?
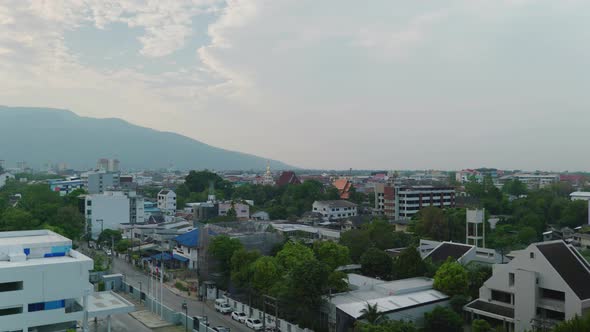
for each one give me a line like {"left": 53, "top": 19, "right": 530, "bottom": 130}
{"left": 157, "top": 189, "right": 177, "bottom": 215}
{"left": 85, "top": 191, "right": 144, "bottom": 239}
{"left": 0, "top": 230, "right": 133, "bottom": 332}
{"left": 312, "top": 200, "right": 358, "bottom": 221}
{"left": 218, "top": 201, "right": 250, "bottom": 219}
{"left": 85, "top": 171, "right": 120, "bottom": 194}
{"left": 464, "top": 241, "right": 590, "bottom": 332}
{"left": 374, "top": 184, "right": 455, "bottom": 220}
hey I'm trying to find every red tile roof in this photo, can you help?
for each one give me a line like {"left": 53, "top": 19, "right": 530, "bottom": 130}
{"left": 276, "top": 171, "right": 301, "bottom": 186}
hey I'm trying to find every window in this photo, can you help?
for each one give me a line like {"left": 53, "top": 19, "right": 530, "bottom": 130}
{"left": 0, "top": 306, "right": 22, "bottom": 316}
{"left": 87, "top": 200, "right": 92, "bottom": 206}
{"left": 509, "top": 273, "right": 515, "bottom": 287}
{"left": 0, "top": 281, "right": 23, "bottom": 292}
{"left": 541, "top": 288, "right": 565, "bottom": 301}
{"left": 491, "top": 290, "right": 512, "bottom": 304}
{"left": 530, "top": 252, "right": 535, "bottom": 259}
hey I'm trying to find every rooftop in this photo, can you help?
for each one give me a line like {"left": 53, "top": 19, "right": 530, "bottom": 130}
{"left": 314, "top": 200, "right": 357, "bottom": 208}
{"left": 465, "top": 299, "right": 514, "bottom": 319}
{"left": 570, "top": 191, "right": 590, "bottom": 198}
{"left": 537, "top": 241, "right": 590, "bottom": 300}
{"left": 424, "top": 242, "right": 473, "bottom": 264}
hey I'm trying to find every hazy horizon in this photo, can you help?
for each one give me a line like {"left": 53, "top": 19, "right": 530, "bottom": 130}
{"left": 2, "top": 1, "right": 590, "bottom": 171}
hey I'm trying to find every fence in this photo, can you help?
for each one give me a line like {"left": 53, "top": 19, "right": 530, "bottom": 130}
{"left": 222, "top": 295, "right": 313, "bottom": 332}
{"left": 121, "top": 281, "right": 195, "bottom": 331}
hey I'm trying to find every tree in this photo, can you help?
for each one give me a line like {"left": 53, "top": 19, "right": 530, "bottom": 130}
{"left": 97, "top": 229, "right": 122, "bottom": 247}
{"left": 209, "top": 235, "right": 244, "bottom": 275}
{"left": 552, "top": 313, "right": 590, "bottom": 332}
{"left": 275, "top": 241, "right": 315, "bottom": 271}
{"left": 251, "top": 256, "right": 281, "bottom": 294}
{"left": 360, "top": 247, "right": 393, "bottom": 280}
{"left": 230, "top": 248, "right": 261, "bottom": 288}
{"left": 115, "top": 239, "right": 133, "bottom": 253}
{"left": 472, "top": 319, "right": 492, "bottom": 332}
{"left": 423, "top": 306, "right": 463, "bottom": 332}
{"left": 184, "top": 170, "right": 233, "bottom": 198}
{"left": 0, "top": 208, "right": 39, "bottom": 231}
{"left": 340, "top": 229, "right": 371, "bottom": 262}
{"left": 467, "top": 265, "right": 492, "bottom": 299}
{"left": 502, "top": 179, "right": 527, "bottom": 196}
{"left": 413, "top": 207, "right": 448, "bottom": 241}
{"left": 433, "top": 259, "right": 469, "bottom": 296}
{"left": 313, "top": 241, "right": 351, "bottom": 270}
{"left": 356, "top": 320, "right": 417, "bottom": 332}
{"left": 49, "top": 206, "right": 85, "bottom": 240}
{"left": 359, "top": 303, "right": 385, "bottom": 324}
{"left": 560, "top": 200, "right": 589, "bottom": 228}
{"left": 517, "top": 226, "right": 538, "bottom": 245}
{"left": 392, "top": 246, "right": 427, "bottom": 279}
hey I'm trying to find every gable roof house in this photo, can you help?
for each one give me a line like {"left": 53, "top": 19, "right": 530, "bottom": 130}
{"left": 464, "top": 241, "right": 590, "bottom": 332}
{"left": 333, "top": 178, "right": 353, "bottom": 200}
{"left": 275, "top": 171, "right": 301, "bottom": 187}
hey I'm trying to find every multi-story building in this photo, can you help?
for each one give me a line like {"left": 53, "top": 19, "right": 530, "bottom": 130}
{"left": 464, "top": 241, "right": 590, "bottom": 332}
{"left": 312, "top": 200, "right": 358, "bottom": 221}
{"left": 218, "top": 201, "right": 250, "bottom": 219}
{"left": 375, "top": 185, "right": 455, "bottom": 220}
{"left": 85, "top": 171, "right": 120, "bottom": 194}
{"left": 0, "top": 172, "right": 15, "bottom": 189}
{"left": 85, "top": 191, "right": 143, "bottom": 239}
{"left": 96, "top": 158, "right": 120, "bottom": 172}
{"left": 500, "top": 173, "right": 559, "bottom": 190}
{"left": 0, "top": 229, "right": 133, "bottom": 332}
{"left": 48, "top": 178, "right": 85, "bottom": 196}
{"left": 157, "top": 189, "right": 177, "bottom": 215}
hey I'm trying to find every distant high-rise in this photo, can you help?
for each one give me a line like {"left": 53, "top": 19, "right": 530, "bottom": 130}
{"left": 97, "top": 158, "right": 120, "bottom": 172}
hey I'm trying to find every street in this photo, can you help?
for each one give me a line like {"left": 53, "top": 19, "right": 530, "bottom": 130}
{"left": 110, "top": 254, "right": 252, "bottom": 332}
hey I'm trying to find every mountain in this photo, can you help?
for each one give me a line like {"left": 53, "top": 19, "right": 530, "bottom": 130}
{"left": 0, "top": 106, "right": 293, "bottom": 171}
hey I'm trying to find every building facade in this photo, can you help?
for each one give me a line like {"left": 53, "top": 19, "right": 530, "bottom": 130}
{"left": 465, "top": 241, "right": 590, "bottom": 332}
{"left": 86, "top": 171, "right": 120, "bottom": 194}
{"left": 312, "top": 200, "right": 358, "bottom": 221}
{"left": 375, "top": 185, "right": 456, "bottom": 220}
{"left": 0, "top": 172, "right": 15, "bottom": 189}
{"left": 85, "top": 191, "right": 130, "bottom": 239}
{"left": 218, "top": 201, "right": 250, "bottom": 219}
{"left": 157, "top": 190, "right": 177, "bottom": 215}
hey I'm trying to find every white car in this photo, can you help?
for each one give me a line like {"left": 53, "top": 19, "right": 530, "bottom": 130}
{"left": 245, "top": 318, "right": 263, "bottom": 330}
{"left": 231, "top": 311, "right": 247, "bottom": 322}
{"left": 215, "top": 302, "right": 233, "bottom": 314}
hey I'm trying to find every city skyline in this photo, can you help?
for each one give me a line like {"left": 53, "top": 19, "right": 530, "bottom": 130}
{"left": 1, "top": 1, "right": 590, "bottom": 170}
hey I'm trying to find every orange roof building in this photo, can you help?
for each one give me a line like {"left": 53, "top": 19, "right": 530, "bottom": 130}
{"left": 333, "top": 178, "right": 353, "bottom": 200}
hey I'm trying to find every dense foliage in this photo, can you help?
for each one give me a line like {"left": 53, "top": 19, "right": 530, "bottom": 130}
{"left": 340, "top": 220, "right": 414, "bottom": 262}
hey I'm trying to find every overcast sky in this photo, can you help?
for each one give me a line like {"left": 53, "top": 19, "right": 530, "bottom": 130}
{"left": 1, "top": 0, "right": 589, "bottom": 171}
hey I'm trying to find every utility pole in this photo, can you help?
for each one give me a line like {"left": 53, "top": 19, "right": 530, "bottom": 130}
{"left": 262, "top": 295, "right": 279, "bottom": 330}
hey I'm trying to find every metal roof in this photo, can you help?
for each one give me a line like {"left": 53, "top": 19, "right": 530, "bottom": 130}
{"left": 537, "top": 241, "right": 590, "bottom": 300}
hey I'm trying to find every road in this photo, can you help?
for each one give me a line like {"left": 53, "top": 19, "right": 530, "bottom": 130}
{"left": 89, "top": 313, "right": 152, "bottom": 332}
{"left": 110, "top": 254, "right": 252, "bottom": 332}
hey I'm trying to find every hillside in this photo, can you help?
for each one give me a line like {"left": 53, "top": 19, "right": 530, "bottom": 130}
{"left": 0, "top": 106, "right": 292, "bottom": 170}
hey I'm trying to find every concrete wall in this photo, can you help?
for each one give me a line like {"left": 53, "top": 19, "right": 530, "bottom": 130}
{"left": 86, "top": 192, "right": 130, "bottom": 239}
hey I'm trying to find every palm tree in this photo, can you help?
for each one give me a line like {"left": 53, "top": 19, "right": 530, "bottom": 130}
{"left": 360, "top": 302, "right": 384, "bottom": 324}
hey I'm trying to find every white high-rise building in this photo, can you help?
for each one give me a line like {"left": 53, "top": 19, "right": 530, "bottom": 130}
{"left": 157, "top": 189, "right": 177, "bottom": 215}
{"left": 0, "top": 230, "right": 133, "bottom": 332}
{"left": 85, "top": 191, "right": 132, "bottom": 239}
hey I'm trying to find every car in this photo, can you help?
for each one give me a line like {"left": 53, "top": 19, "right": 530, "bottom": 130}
{"left": 212, "top": 327, "right": 230, "bottom": 332}
{"left": 245, "top": 318, "right": 263, "bottom": 330}
{"left": 215, "top": 302, "right": 233, "bottom": 314}
{"left": 231, "top": 311, "right": 247, "bottom": 322}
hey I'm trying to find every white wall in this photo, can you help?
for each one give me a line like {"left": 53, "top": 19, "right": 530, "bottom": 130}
{"left": 86, "top": 192, "right": 130, "bottom": 239}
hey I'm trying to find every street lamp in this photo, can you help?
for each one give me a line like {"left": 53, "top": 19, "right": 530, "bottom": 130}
{"left": 182, "top": 301, "right": 188, "bottom": 332}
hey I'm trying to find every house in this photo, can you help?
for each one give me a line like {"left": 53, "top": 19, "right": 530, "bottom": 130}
{"left": 312, "top": 200, "right": 358, "bottom": 221}
{"left": 391, "top": 219, "right": 410, "bottom": 233}
{"left": 84, "top": 191, "right": 144, "bottom": 239}
{"left": 423, "top": 241, "right": 506, "bottom": 265}
{"left": 0, "top": 230, "right": 134, "bottom": 331}
{"left": 251, "top": 211, "right": 270, "bottom": 221}
{"left": 173, "top": 228, "right": 202, "bottom": 269}
{"left": 464, "top": 241, "right": 590, "bottom": 332}
{"left": 325, "top": 274, "right": 450, "bottom": 330}
{"left": 0, "top": 172, "right": 15, "bottom": 189}
{"left": 218, "top": 201, "right": 250, "bottom": 219}
{"left": 157, "top": 189, "right": 177, "bottom": 215}
{"left": 333, "top": 178, "right": 353, "bottom": 200}
{"left": 275, "top": 171, "right": 301, "bottom": 187}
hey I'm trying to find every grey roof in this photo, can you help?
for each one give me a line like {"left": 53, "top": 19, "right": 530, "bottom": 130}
{"left": 537, "top": 241, "right": 590, "bottom": 300}
{"left": 465, "top": 300, "right": 514, "bottom": 319}
{"left": 315, "top": 200, "right": 357, "bottom": 208}
{"left": 425, "top": 242, "right": 472, "bottom": 264}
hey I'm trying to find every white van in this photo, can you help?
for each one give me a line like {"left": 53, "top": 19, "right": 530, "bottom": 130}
{"left": 214, "top": 299, "right": 233, "bottom": 314}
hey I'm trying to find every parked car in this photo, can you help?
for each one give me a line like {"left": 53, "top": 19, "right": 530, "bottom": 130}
{"left": 231, "top": 311, "right": 247, "bottom": 322}
{"left": 215, "top": 301, "right": 233, "bottom": 314}
{"left": 245, "top": 318, "right": 263, "bottom": 330}
{"left": 212, "top": 327, "right": 230, "bottom": 332}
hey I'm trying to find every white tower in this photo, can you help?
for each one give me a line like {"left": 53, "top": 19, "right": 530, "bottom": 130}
{"left": 466, "top": 208, "right": 485, "bottom": 248}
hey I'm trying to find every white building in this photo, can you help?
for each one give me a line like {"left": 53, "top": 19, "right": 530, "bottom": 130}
{"left": 173, "top": 228, "right": 202, "bottom": 270}
{"left": 218, "top": 201, "right": 250, "bottom": 219}
{"left": 312, "top": 200, "right": 358, "bottom": 221}
{"left": 501, "top": 173, "right": 559, "bottom": 190}
{"left": 0, "top": 230, "right": 133, "bottom": 332}
{"left": 325, "top": 274, "right": 449, "bottom": 330}
{"left": 464, "top": 241, "right": 590, "bottom": 332}
{"left": 0, "top": 172, "right": 15, "bottom": 189}
{"left": 157, "top": 190, "right": 177, "bottom": 215}
{"left": 85, "top": 191, "right": 134, "bottom": 239}
{"left": 85, "top": 171, "right": 120, "bottom": 194}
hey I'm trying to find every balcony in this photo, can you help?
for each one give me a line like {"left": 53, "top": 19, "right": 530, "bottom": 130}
{"left": 538, "top": 298, "right": 565, "bottom": 313}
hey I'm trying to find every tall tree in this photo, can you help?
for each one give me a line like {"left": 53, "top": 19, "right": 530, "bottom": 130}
{"left": 424, "top": 306, "right": 464, "bottom": 332}
{"left": 0, "top": 208, "right": 39, "bottom": 231}
{"left": 433, "top": 259, "right": 469, "bottom": 297}
{"left": 360, "top": 247, "right": 393, "bottom": 280}
{"left": 392, "top": 246, "right": 427, "bottom": 279}
{"left": 313, "top": 241, "right": 351, "bottom": 270}
{"left": 413, "top": 207, "right": 449, "bottom": 241}
{"left": 275, "top": 241, "right": 315, "bottom": 271}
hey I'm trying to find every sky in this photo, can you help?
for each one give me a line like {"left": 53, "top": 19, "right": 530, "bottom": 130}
{"left": 1, "top": 0, "right": 590, "bottom": 171}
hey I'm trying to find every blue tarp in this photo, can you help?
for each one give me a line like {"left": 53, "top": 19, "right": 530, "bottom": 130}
{"left": 174, "top": 228, "right": 200, "bottom": 247}
{"left": 173, "top": 254, "right": 189, "bottom": 262}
